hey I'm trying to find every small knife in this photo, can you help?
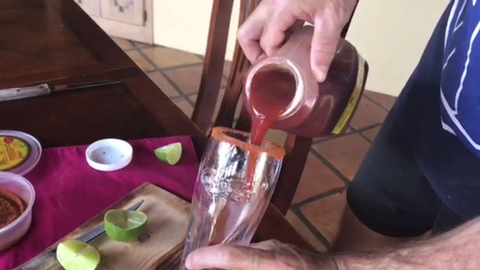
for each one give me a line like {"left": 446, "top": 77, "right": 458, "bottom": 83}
{"left": 0, "top": 80, "right": 121, "bottom": 103}
{"left": 77, "top": 200, "right": 144, "bottom": 243}
{"left": 15, "top": 200, "right": 144, "bottom": 270}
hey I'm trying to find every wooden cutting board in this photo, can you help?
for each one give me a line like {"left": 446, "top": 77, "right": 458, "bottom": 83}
{"left": 15, "top": 183, "right": 190, "bottom": 270}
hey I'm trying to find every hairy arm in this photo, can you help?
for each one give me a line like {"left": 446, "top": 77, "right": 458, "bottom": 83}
{"left": 186, "top": 217, "right": 479, "bottom": 270}
{"left": 335, "top": 216, "right": 480, "bottom": 269}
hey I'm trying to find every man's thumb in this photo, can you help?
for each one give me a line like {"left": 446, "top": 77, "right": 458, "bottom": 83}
{"left": 186, "top": 245, "right": 272, "bottom": 270}
{"left": 310, "top": 19, "right": 343, "bottom": 82}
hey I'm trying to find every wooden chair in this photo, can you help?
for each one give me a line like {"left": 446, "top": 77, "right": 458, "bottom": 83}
{"left": 192, "top": 0, "right": 358, "bottom": 215}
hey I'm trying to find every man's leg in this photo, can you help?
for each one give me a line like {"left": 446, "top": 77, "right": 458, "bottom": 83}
{"left": 332, "top": 205, "right": 421, "bottom": 252}
{"left": 331, "top": 110, "right": 440, "bottom": 252}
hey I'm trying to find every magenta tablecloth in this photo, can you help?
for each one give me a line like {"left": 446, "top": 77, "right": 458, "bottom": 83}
{"left": 0, "top": 136, "right": 199, "bottom": 268}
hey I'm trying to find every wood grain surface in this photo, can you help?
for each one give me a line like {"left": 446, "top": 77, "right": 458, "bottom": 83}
{"left": 15, "top": 183, "right": 190, "bottom": 270}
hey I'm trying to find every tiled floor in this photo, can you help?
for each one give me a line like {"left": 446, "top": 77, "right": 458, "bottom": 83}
{"left": 112, "top": 37, "right": 397, "bottom": 251}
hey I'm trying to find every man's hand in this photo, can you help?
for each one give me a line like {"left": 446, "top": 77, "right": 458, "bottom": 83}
{"left": 237, "top": 0, "right": 358, "bottom": 82}
{"left": 185, "top": 239, "right": 338, "bottom": 270}
{"left": 184, "top": 216, "right": 480, "bottom": 269}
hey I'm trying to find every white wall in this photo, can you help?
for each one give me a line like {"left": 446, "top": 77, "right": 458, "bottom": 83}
{"left": 153, "top": 0, "right": 240, "bottom": 60}
{"left": 346, "top": 0, "right": 449, "bottom": 96}
{"left": 153, "top": 0, "right": 449, "bottom": 97}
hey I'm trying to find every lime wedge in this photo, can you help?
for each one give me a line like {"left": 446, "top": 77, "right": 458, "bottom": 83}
{"left": 154, "top": 142, "right": 182, "bottom": 165}
{"left": 104, "top": 209, "right": 148, "bottom": 242}
{"left": 56, "top": 239, "right": 100, "bottom": 270}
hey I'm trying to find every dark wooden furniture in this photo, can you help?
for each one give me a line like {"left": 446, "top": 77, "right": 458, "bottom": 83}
{"left": 0, "top": 0, "right": 315, "bottom": 261}
{"left": 192, "top": 0, "right": 358, "bottom": 214}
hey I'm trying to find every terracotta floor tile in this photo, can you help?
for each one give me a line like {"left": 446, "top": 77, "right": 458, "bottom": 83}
{"left": 300, "top": 191, "right": 347, "bottom": 243}
{"left": 111, "top": 37, "right": 133, "bottom": 50}
{"left": 365, "top": 90, "right": 397, "bottom": 111}
{"left": 293, "top": 154, "right": 345, "bottom": 203}
{"left": 164, "top": 66, "right": 201, "bottom": 95}
{"left": 164, "top": 65, "right": 226, "bottom": 95}
{"left": 350, "top": 96, "right": 387, "bottom": 129}
{"left": 133, "top": 41, "right": 154, "bottom": 49}
{"left": 142, "top": 47, "right": 202, "bottom": 69}
{"left": 188, "top": 93, "right": 198, "bottom": 102}
{"left": 147, "top": 71, "right": 179, "bottom": 98}
{"left": 285, "top": 210, "right": 328, "bottom": 252}
{"left": 362, "top": 126, "right": 381, "bottom": 142}
{"left": 188, "top": 89, "right": 226, "bottom": 121}
{"left": 126, "top": 50, "right": 155, "bottom": 72}
{"left": 312, "top": 134, "right": 371, "bottom": 180}
{"left": 173, "top": 98, "right": 194, "bottom": 118}
{"left": 313, "top": 128, "right": 352, "bottom": 143}
{"left": 190, "top": 91, "right": 227, "bottom": 105}
{"left": 264, "top": 129, "right": 287, "bottom": 146}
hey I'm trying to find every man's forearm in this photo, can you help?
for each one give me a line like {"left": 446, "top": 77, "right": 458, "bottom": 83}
{"left": 334, "top": 216, "right": 480, "bottom": 269}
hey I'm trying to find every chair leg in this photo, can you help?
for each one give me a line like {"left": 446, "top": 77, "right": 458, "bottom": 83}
{"left": 270, "top": 135, "right": 312, "bottom": 215}
{"left": 192, "top": 0, "right": 234, "bottom": 133}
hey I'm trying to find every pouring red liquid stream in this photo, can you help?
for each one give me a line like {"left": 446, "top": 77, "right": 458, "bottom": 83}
{"left": 246, "top": 69, "right": 297, "bottom": 189}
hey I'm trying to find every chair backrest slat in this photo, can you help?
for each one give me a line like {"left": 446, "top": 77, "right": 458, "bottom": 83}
{"left": 191, "top": 0, "right": 235, "bottom": 132}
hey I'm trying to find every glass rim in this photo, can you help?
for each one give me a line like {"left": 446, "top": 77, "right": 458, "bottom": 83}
{"left": 211, "top": 126, "right": 286, "bottom": 160}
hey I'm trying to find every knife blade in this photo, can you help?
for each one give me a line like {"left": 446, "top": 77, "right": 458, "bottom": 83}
{"left": 0, "top": 80, "right": 121, "bottom": 103}
{"left": 15, "top": 200, "right": 144, "bottom": 270}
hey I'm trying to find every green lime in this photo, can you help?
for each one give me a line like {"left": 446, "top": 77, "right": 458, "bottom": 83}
{"left": 154, "top": 142, "right": 182, "bottom": 165}
{"left": 104, "top": 209, "right": 148, "bottom": 242}
{"left": 56, "top": 239, "right": 101, "bottom": 270}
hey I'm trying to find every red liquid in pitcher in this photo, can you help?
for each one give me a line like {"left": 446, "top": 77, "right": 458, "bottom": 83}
{"left": 245, "top": 69, "right": 296, "bottom": 188}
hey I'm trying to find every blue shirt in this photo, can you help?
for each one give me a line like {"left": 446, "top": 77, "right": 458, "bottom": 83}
{"left": 393, "top": 0, "right": 480, "bottom": 218}
{"left": 441, "top": 0, "right": 480, "bottom": 157}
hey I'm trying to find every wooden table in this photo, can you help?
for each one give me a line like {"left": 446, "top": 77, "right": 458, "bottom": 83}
{"left": 0, "top": 0, "right": 315, "bottom": 258}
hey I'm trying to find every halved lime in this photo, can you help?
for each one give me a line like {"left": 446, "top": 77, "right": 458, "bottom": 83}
{"left": 154, "top": 142, "right": 182, "bottom": 165}
{"left": 56, "top": 239, "right": 100, "bottom": 270}
{"left": 104, "top": 209, "right": 148, "bottom": 242}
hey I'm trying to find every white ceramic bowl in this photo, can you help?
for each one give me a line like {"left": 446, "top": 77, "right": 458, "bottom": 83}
{"left": 85, "top": 138, "right": 133, "bottom": 171}
{"left": 0, "top": 172, "right": 36, "bottom": 251}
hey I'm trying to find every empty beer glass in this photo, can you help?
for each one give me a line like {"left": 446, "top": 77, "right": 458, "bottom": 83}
{"left": 179, "top": 127, "right": 285, "bottom": 270}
